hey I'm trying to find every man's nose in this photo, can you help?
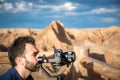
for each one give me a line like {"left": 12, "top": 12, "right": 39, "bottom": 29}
{"left": 36, "top": 52, "right": 40, "bottom": 61}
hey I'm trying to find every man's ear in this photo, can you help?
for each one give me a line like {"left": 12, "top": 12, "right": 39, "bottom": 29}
{"left": 15, "top": 57, "right": 25, "bottom": 66}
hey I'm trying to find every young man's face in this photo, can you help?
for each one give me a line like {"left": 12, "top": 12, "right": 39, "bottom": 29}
{"left": 23, "top": 43, "right": 40, "bottom": 72}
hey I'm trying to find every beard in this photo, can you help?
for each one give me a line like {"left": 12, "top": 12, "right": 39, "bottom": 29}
{"left": 25, "top": 59, "right": 40, "bottom": 72}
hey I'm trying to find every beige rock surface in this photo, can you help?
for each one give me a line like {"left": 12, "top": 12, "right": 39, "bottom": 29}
{"left": 0, "top": 21, "right": 120, "bottom": 80}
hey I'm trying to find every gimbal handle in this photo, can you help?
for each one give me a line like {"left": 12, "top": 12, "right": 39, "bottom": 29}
{"left": 40, "top": 63, "right": 65, "bottom": 80}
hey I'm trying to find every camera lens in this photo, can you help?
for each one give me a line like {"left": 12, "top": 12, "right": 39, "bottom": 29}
{"left": 64, "top": 51, "right": 75, "bottom": 62}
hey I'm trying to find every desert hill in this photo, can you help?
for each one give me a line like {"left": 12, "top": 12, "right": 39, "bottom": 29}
{"left": 35, "top": 21, "right": 73, "bottom": 51}
{"left": 0, "top": 21, "right": 120, "bottom": 80}
{"left": 0, "top": 21, "right": 120, "bottom": 63}
{"left": 0, "top": 21, "right": 120, "bottom": 52}
{"left": 66, "top": 26, "right": 120, "bottom": 52}
{"left": 0, "top": 28, "right": 38, "bottom": 50}
{"left": 0, "top": 21, "right": 120, "bottom": 65}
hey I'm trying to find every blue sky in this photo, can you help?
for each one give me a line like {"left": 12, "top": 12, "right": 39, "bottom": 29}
{"left": 0, "top": 0, "right": 120, "bottom": 29}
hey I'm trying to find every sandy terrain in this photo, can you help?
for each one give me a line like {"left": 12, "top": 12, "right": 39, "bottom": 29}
{"left": 0, "top": 21, "right": 120, "bottom": 80}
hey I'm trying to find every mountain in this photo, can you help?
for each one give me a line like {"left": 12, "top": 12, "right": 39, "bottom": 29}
{"left": 0, "top": 21, "right": 120, "bottom": 80}
{"left": 0, "top": 21, "right": 120, "bottom": 52}
{"left": 86, "top": 26, "right": 120, "bottom": 52}
{"left": 0, "top": 28, "right": 37, "bottom": 49}
{"left": 35, "top": 21, "right": 73, "bottom": 51}
{"left": 66, "top": 26, "right": 120, "bottom": 51}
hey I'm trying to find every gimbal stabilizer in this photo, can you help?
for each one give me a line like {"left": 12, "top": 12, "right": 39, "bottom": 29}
{"left": 38, "top": 49, "right": 76, "bottom": 80}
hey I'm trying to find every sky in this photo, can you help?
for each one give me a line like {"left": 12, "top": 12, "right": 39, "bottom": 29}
{"left": 0, "top": 0, "right": 120, "bottom": 29}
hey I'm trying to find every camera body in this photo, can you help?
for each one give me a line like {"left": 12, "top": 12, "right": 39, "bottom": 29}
{"left": 38, "top": 49, "right": 76, "bottom": 80}
{"left": 38, "top": 49, "right": 75, "bottom": 66}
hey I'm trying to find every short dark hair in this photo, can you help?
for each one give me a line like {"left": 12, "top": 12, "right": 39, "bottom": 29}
{"left": 8, "top": 36, "right": 35, "bottom": 66}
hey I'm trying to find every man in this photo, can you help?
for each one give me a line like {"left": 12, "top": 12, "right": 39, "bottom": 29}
{"left": 0, "top": 36, "right": 40, "bottom": 80}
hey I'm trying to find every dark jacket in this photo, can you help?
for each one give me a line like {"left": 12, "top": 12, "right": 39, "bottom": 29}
{"left": 0, "top": 67, "right": 33, "bottom": 80}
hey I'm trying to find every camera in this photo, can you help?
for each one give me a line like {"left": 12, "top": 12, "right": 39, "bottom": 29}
{"left": 38, "top": 49, "right": 75, "bottom": 80}
{"left": 38, "top": 49, "right": 75, "bottom": 66}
